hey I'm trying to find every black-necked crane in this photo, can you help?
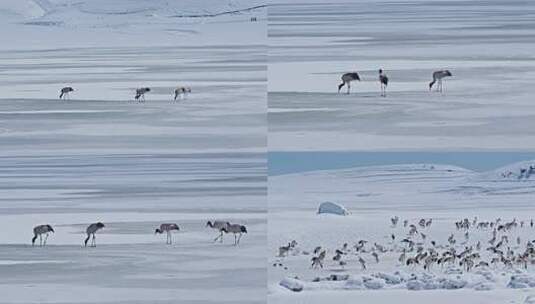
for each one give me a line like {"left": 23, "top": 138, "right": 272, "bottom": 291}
{"left": 84, "top": 222, "right": 105, "bottom": 247}
{"left": 338, "top": 72, "right": 360, "bottom": 94}
{"left": 174, "top": 86, "right": 191, "bottom": 101}
{"left": 59, "top": 87, "right": 74, "bottom": 99}
{"left": 32, "top": 224, "right": 54, "bottom": 246}
{"left": 221, "top": 223, "right": 247, "bottom": 245}
{"left": 206, "top": 220, "right": 229, "bottom": 243}
{"left": 379, "top": 69, "right": 388, "bottom": 97}
{"left": 155, "top": 223, "right": 180, "bottom": 244}
{"left": 135, "top": 87, "right": 150, "bottom": 102}
{"left": 429, "top": 70, "right": 452, "bottom": 92}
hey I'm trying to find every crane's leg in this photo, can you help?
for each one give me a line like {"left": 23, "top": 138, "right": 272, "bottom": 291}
{"left": 237, "top": 233, "right": 243, "bottom": 244}
{"left": 44, "top": 233, "right": 49, "bottom": 246}
{"left": 234, "top": 234, "right": 237, "bottom": 246}
{"left": 347, "top": 83, "right": 350, "bottom": 94}
{"left": 214, "top": 231, "right": 223, "bottom": 243}
{"left": 39, "top": 234, "right": 43, "bottom": 247}
{"left": 92, "top": 234, "right": 96, "bottom": 247}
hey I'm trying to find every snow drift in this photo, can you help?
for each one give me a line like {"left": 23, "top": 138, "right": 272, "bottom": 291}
{"left": 317, "top": 202, "right": 349, "bottom": 216}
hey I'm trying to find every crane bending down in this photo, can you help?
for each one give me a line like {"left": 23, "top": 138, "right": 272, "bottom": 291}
{"left": 206, "top": 220, "right": 229, "bottom": 243}
{"left": 59, "top": 87, "right": 74, "bottom": 99}
{"left": 338, "top": 72, "right": 360, "bottom": 94}
{"left": 174, "top": 86, "right": 191, "bottom": 101}
{"left": 155, "top": 223, "right": 180, "bottom": 244}
{"left": 32, "top": 224, "right": 54, "bottom": 246}
{"left": 135, "top": 87, "right": 150, "bottom": 102}
{"left": 429, "top": 70, "right": 452, "bottom": 92}
{"left": 84, "top": 222, "right": 105, "bottom": 247}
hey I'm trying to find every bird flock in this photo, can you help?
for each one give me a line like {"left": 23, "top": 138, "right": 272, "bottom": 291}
{"left": 30, "top": 220, "right": 247, "bottom": 247}
{"left": 58, "top": 85, "right": 192, "bottom": 102}
{"left": 274, "top": 216, "right": 535, "bottom": 276}
{"left": 338, "top": 69, "right": 452, "bottom": 95}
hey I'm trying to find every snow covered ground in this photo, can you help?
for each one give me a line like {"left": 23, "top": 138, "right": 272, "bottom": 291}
{"left": 268, "top": 0, "right": 535, "bottom": 151}
{"left": 0, "top": 1, "right": 266, "bottom": 303}
{"left": 269, "top": 160, "right": 535, "bottom": 303}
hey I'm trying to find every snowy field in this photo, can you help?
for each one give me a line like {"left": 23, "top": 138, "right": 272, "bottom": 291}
{"left": 268, "top": 0, "right": 535, "bottom": 151}
{"left": 269, "top": 160, "right": 535, "bottom": 303}
{"left": 0, "top": 1, "right": 266, "bottom": 303}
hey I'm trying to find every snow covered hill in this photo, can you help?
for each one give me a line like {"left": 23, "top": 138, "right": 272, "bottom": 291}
{"left": 477, "top": 160, "right": 535, "bottom": 181}
{"left": 0, "top": 0, "right": 264, "bottom": 21}
{"left": 269, "top": 160, "right": 535, "bottom": 304}
{"left": 0, "top": 0, "right": 266, "bottom": 49}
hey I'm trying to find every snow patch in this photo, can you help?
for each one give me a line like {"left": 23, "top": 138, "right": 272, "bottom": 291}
{"left": 317, "top": 202, "right": 349, "bottom": 216}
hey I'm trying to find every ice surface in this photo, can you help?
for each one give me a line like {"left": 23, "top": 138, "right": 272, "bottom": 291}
{"left": 0, "top": 1, "right": 267, "bottom": 303}
{"left": 268, "top": 0, "right": 535, "bottom": 151}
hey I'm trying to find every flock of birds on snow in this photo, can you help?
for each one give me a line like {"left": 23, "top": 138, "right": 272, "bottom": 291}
{"left": 274, "top": 216, "right": 535, "bottom": 275}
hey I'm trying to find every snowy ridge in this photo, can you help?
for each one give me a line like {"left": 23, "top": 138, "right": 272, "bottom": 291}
{"left": 0, "top": 0, "right": 265, "bottom": 22}
{"left": 477, "top": 160, "right": 535, "bottom": 181}
{"left": 0, "top": 0, "right": 48, "bottom": 19}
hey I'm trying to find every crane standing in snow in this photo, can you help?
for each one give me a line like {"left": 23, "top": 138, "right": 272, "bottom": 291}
{"left": 379, "top": 69, "right": 389, "bottom": 97}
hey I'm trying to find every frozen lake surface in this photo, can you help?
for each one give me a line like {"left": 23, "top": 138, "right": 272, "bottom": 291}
{"left": 268, "top": 0, "right": 535, "bottom": 151}
{"left": 0, "top": 1, "right": 267, "bottom": 302}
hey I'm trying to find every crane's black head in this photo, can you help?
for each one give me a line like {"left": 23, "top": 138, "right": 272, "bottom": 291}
{"left": 145, "top": 87, "right": 151, "bottom": 92}
{"left": 96, "top": 222, "right": 105, "bottom": 228}
{"left": 155, "top": 228, "right": 162, "bottom": 234}
{"left": 47, "top": 225, "right": 55, "bottom": 233}
{"left": 241, "top": 226, "right": 247, "bottom": 233}
{"left": 352, "top": 73, "right": 360, "bottom": 81}
{"left": 379, "top": 69, "right": 383, "bottom": 74}
{"left": 445, "top": 70, "right": 452, "bottom": 76}
{"left": 221, "top": 227, "right": 228, "bottom": 233}
{"left": 206, "top": 221, "right": 213, "bottom": 227}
